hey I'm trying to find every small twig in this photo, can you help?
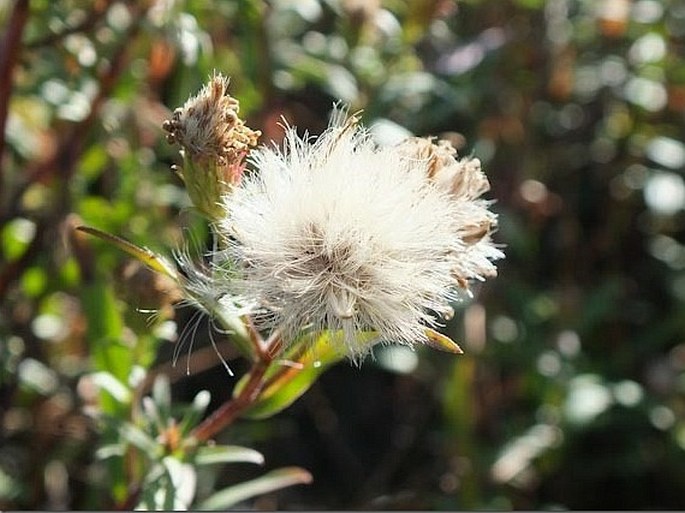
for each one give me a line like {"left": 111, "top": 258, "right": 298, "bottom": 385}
{"left": 0, "top": 0, "right": 30, "bottom": 185}
{"left": 190, "top": 329, "right": 283, "bottom": 441}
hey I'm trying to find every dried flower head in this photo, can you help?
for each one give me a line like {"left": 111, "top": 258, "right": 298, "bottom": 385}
{"left": 217, "top": 110, "right": 503, "bottom": 358}
{"left": 163, "top": 73, "right": 261, "bottom": 219}
{"left": 396, "top": 136, "right": 500, "bottom": 288}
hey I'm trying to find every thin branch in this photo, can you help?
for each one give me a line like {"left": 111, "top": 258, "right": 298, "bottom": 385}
{"left": 0, "top": 0, "right": 30, "bottom": 186}
{"left": 190, "top": 327, "right": 288, "bottom": 442}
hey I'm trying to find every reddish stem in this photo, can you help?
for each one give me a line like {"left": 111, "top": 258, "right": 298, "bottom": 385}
{"left": 191, "top": 329, "right": 285, "bottom": 442}
{"left": 192, "top": 357, "right": 270, "bottom": 442}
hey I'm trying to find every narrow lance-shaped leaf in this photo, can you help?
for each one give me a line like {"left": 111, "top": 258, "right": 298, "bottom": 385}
{"left": 94, "top": 443, "right": 125, "bottom": 460}
{"left": 152, "top": 374, "right": 172, "bottom": 423}
{"left": 90, "top": 371, "right": 132, "bottom": 404}
{"left": 141, "top": 396, "right": 166, "bottom": 434}
{"left": 118, "top": 422, "right": 161, "bottom": 458}
{"left": 136, "top": 464, "right": 171, "bottom": 511}
{"left": 161, "top": 456, "right": 196, "bottom": 510}
{"left": 198, "top": 467, "right": 313, "bottom": 510}
{"left": 78, "top": 226, "right": 255, "bottom": 360}
{"left": 195, "top": 445, "right": 265, "bottom": 466}
{"left": 179, "top": 390, "right": 211, "bottom": 436}
{"left": 424, "top": 327, "right": 463, "bottom": 354}
{"left": 82, "top": 281, "right": 130, "bottom": 396}
{"left": 76, "top": 225, "right": 178, "bottom": 281}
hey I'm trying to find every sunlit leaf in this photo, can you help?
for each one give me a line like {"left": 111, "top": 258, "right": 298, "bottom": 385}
{"left": 118, "top": 422, "right": 160, "bottom": 457}
{"left": 0, "top": 218, "right": 36, "bottom": 261}
{"left": 136, "top": 464, "right": 171, "bottom": 511}
{"left": 198, "top": 467, "right": 313, "bottom": 510}
{"left": 16, "top": 357, "right": 58, "bottom": 396}
{"left": 152, "top": 374, "right": 172, "bottom": 422}
{"left": 141, "top": 396, "right": 165, "bottom": 433}
{"left": 90, "top": 371, "right": 132, "bottom": 404}
{"left": 161, "top": 456, "right": 196, "bottom": 509}
{"left": 179, "top": 390, "right": 211, "bottom": 435}
{"left": 424, "top": 328, "right": 464, "bottom": 354}
{"left": 76, "top": 225, "right": 178, "bottom": 281}
{"left": 195, "top": 445, "right": 265, "bottom": 466}
{"left": 95, "top": 443, "right": 125, "bottom": 460}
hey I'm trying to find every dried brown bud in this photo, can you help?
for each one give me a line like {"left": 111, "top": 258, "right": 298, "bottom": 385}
{"left": 397, "top": 137, "right": 491, "bottom": 200}
{"left": 396, "top": 135, "right": 502, "bottom": 289}
{"left": 163, "top": 74, "right": 260, "bottom": 168}
{"left": 460, "top": 219, "right": 492, "bottom": 245}
{"left": 163, "top": 73, "right": 262, "bottom": 219}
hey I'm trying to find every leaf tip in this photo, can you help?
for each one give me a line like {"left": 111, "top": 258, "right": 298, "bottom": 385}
{"left": 424, "top": 328, "right": 464, "bottom": 354}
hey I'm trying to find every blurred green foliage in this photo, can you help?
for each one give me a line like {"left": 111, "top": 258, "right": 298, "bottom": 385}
{"left": 1, "top": 0, "right": 685, "bottom": 509}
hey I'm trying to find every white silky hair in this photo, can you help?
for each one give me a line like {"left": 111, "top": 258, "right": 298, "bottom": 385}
{"left": 218, "top": 111, "right": 502, "bottom": 357}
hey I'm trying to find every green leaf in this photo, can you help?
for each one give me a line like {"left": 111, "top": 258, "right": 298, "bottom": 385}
{"left": 76, "top": 225, "right": 178, "bottom": 281}
{"left": 90, "top": 371, "right": 132, "bottom": 404}
{"left": 78, "top": 144, "right": 108, "bottom": 180}
{"left": 82, "top": 281, "right": 123, "bottom": 341}
{"left": 424, "top": 328, "right": 464, "bottom": 354}
{"left": 152, "top": 374, "right": 172, "bottom": 422}
{"left": 95, "top": 443, "right": 125, "bottom": 460}
{"left": 195, "top": 445, "right": 265, "bottom": 466}
{"left": 141, "top": 396, "right": 166, "bottom": 434}
{"left": 235, "top": 330, "right": 364, "bottom": 419}
{"left": 198, "top": 467, "right": 312, "bottom": 510}
{"left": 136, "top": 464, "right": 169, "bottom": 511}
{"left": 118, "top": 422, "right": 161, "bottom": 457}
{"left": 81, "top": 281, "right": 130, "bottom": 407}
{"left": 179, "top": 390, "right": 211, "bottom": 435}
{"left": 20, "top": 266, "right": 47, "bottom": 297}
{"left": 161, "top": 456, "right": 196, "bottom": 510}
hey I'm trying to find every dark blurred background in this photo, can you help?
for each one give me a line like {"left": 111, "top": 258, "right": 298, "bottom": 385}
{"left": 1, "top": 0, "right": 685, "bottom": 509}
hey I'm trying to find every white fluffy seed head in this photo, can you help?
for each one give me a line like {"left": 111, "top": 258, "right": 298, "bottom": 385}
{"left": 218, "top": 112, "right": 503, "bottom": 358}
